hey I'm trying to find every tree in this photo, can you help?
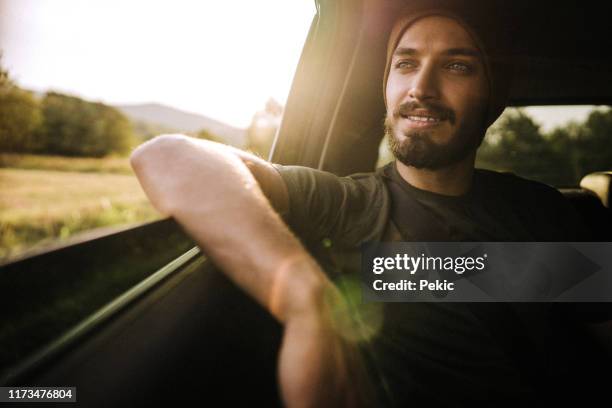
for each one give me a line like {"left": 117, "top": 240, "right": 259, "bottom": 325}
{"left": 477, "top": 109, "right": 564, "bottom": 185}
{"left": 0, "top": 58, "right": 43, "bottom": 152}
{"left": 0, "top": 58, "right": 10, "bottom": 88}
{"left": 39, "top": 92, "right": 134, "bottom": 157}
{"left": 477, "top": 107, "right": 612, "bottom": 186}
{"left": 581, "top": 109, "right": 612, "bottom": 175}
{"left": 195, "top": 129, "right": 223, "bottom": 143}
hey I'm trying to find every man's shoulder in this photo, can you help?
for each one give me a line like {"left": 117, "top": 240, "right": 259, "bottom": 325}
{"left": 475, "top": 168, "right": 591, "bottom": 240}
{"left": 273, "top": 163, "right": 388, "bottom": 201}
{"left": 475, "top": 168, "right": 564, "bottom": 202}
{"left": 274, "top": 163, "right": 384, "bottom": 183}
{"left": 272, "top": 164, "right": 391, "bottom": 246}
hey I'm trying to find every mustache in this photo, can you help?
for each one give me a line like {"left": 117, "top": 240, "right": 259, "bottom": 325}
{"left": 394, "top": 101, "right": 455, "bottom": 123}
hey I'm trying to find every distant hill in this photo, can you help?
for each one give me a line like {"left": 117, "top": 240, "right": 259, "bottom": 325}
{"left": 116, "top": 103, "right": 246, "bottom": 147}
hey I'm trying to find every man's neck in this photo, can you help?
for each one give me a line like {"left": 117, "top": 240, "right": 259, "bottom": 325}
{"left": 395, "top": 153, "right": 476, "bottom": 196}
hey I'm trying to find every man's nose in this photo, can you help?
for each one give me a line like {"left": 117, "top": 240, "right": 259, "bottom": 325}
{"left": 408, "top": 63, "right": 439, "bottom": 101}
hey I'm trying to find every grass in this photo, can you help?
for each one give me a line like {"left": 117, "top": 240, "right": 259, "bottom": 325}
{"left": 0, "top": 152, "right": 196, "bottom": 370}
{"left": 0, "top": 153, "right": 133, "bottom": 174}
{"left": 0, "top": 154, "right": 160, "bottom": 261}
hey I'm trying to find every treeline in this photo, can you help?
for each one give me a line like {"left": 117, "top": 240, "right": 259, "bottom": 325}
{"left": 0, "top": 62, "right": 133, "bottom": 157}
{"left": 476, "top": 108, "right": 612, "bottom": 186}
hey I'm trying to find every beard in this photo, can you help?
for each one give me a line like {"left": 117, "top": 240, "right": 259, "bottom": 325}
{"left": 385, "top": 102, "right": 485, "bottom": 170}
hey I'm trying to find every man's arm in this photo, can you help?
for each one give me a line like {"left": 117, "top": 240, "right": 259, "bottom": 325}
{"left": 130, "top": 134, "right": 372, "bottom": 407}
{"left": 130, "top": 134, "right": 307, "bottom": 319}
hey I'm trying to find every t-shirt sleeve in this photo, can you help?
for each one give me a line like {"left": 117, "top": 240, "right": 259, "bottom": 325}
{"left": 272, "top": 164, "right": 390, "bottom": 248}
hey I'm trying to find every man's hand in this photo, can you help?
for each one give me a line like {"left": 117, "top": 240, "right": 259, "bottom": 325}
{"left": 130, "top": 135, "right": 371, "bottom": 407}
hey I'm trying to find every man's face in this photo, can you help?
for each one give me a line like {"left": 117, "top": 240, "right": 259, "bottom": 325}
{"left": 385, "top": 16, "right": 489, "bottom": 170}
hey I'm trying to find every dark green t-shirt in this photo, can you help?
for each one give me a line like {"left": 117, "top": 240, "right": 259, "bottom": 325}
{"left": 274, "top": 161, "right": 608, "bottom": 406}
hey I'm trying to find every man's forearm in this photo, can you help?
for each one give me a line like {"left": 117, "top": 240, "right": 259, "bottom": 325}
{"left": 130, "top": 134, "right": 321, "bottom": 321}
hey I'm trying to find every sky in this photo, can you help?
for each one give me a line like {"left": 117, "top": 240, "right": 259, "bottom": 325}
{"left": 0, "top": 0, "right": 605, "bottom": 130}
{"left": 0, "top": 0, "right": 315, "bottom": 128}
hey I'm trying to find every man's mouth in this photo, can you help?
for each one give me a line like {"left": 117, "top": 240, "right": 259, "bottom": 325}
{"left": 400, "top": 111, "right": 445, "bottom": 127}
{"left": 405, "top": 115, "right": 442, "bottom": 122}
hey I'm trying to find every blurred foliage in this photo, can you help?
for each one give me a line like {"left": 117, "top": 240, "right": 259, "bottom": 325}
{"left": 477, "top": 107, "right": 612, "bottom": 186}
{"left": 0, "top": 59, "right": 135, "bottom": 157}
{"left": 39, "top": 92, "right": 134, "bottom": 157}
{"left": 195, "top": 128, "right": 224, "bottom": 143}
{"left": 0, "top": 59, "right": 44, "bottom": 152}
{"left": 0, "top": 58, "right": 7, "bottom": 87}
{"left": 246, "top": 98, "right": 283, "bottom": 158}
{"left": 131, "top": 119, "right": 178, "bottom": 142}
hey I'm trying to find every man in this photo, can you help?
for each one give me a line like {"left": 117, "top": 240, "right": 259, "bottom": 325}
{"left": 130, "top": 5, "right": 610, "bottom": 407}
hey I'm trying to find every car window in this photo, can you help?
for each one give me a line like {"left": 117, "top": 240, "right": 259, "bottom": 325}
{"left": 0, "top": 0, "right": 315, "bottom": 375}
{"left": 377, "top": 105, "right": 612, "bottom": 187}
{"left": 0, "top": 0, "right": 315, "bottom": 262}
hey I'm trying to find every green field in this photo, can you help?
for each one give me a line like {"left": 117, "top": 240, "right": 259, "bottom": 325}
{"left": 0, "top": 153, "right": 160, "bottom": 261}
{"left": 0, "top": 153, "right": 198, "bottom": 370}
{"left": 0, "top": 153, "right": 133, "bottom": 174}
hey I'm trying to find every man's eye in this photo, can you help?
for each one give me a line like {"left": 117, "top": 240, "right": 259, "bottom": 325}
{"left": 395, "top": 60, "right": 416, "bottom": 70}
{"left": 447, "top": 62, "right": 472, "bottom": 73}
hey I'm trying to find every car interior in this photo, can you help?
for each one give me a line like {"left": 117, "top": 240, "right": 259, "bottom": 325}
{"left": 1, "top": 0, "right": 611, "bottom": 406}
